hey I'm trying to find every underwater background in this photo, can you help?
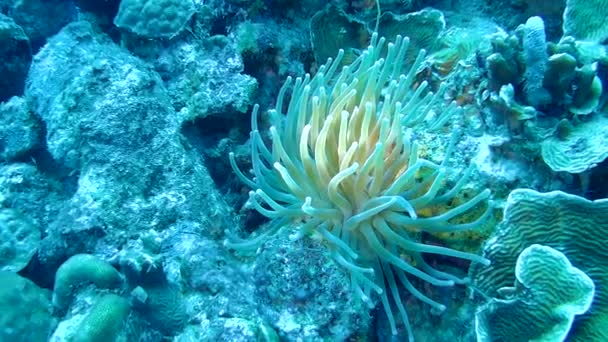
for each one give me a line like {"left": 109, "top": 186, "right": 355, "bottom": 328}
{"left": 1, "top": 0, "right": 607, "bottom": 341}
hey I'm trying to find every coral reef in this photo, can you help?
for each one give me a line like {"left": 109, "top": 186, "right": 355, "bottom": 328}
{"left": 1, "top": 0, "right": 607, "bottom": 340}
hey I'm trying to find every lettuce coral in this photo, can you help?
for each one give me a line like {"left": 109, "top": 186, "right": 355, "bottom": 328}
{"left": 471, "top": 189, "right": 608, "bottom": 341}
